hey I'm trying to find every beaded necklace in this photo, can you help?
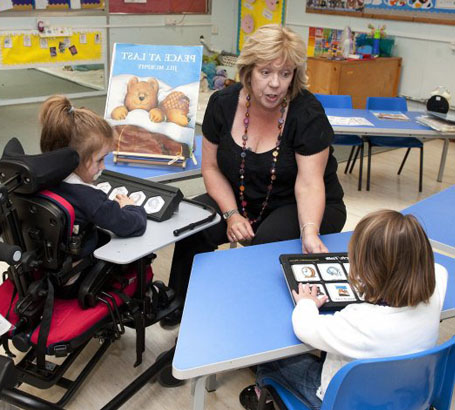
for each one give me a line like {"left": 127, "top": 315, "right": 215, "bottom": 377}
{"left": 239, "top": 93, "right": 287, "bottom": 225}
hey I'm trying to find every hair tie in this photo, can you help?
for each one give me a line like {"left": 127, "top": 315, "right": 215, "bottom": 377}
{"left": 68, "top": 106, "right": 75, "bottom": 114}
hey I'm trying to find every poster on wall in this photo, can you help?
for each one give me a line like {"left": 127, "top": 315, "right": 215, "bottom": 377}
{"left": 108, "top": 0, "right": 207, "bottom": 14}
{"left": 0, "top": 0, "right": 104, "bottom": 11}
{"left": 306, "top": 0, "right": 455, "bottom": 15}
{"left": 0, "top": 30, "right": 103, "bottom": 68}
{"left": 307, "top": 27, "right": 343, "bottom": 57}
{"left": 105, "top": 44, "right": 203, "bottom": 168}
{"left": 237, "top": 0, "right": 286, "bottom": 53}
{"left": 306, "top": 0, "right": 364, "bottom": 12}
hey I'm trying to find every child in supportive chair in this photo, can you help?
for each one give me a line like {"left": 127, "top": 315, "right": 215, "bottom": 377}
{"left": 39, "top": 95, "right": 147, "bottom": 294}
{"left": 240, "top": 209, "right": 448, "bottom": 410}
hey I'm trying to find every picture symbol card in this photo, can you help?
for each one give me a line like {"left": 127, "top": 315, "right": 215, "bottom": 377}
{"left": 318, "top": 263, "right": 346, "bottom": 281}
{"left": 326, "top": 282, "right": 357, "bottom": 302}
{"left": 292, "top": 264, "right": 320, "bottom": 282}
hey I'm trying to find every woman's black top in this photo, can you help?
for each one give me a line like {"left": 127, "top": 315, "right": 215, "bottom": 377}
{"left": 202, "top": 82, "right": 344, "bottom": 219}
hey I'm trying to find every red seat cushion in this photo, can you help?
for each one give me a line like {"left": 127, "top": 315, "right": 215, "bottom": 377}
{"left": 0, "top": 265, "right": 153, "bottom": 350}
{"left": 30, "top": 266, "right": 153, "bottom": 347}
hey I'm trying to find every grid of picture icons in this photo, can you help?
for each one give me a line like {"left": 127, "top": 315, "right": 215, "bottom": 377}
{"left": 95, "top": 182, "right": 164, "bottom": 214}
{"left": 289, "top": 259, "right": 360, "bottom": 304}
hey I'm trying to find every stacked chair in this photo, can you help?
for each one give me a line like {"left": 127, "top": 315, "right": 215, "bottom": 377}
{"left": 257, "top": 336, "right": 455, "bottom": 410}
{"left": 314, "top": 94, "right": 364, "bottom": 191}
{"left": 0, "top": 138, "right": 180, "bottom": 409}
{"left": 365, "top": 96, "right": 424, "bottom": 192}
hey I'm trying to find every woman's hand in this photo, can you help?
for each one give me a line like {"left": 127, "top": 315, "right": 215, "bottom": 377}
{"left": 302, "top": 232, "right": 328, "bottom": 254}
{"left": 227, "top": 214, "right": 255, "bottom": 243}
{"left": 115, "top": 194, "right": 136, "bottom": 208}
{"left": 292, "top": 283, "right": 328, "bottom": 309}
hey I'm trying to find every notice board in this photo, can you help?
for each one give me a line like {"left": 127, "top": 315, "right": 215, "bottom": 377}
{"left": 109, "top": 0, "right": 208, "bottom": 14}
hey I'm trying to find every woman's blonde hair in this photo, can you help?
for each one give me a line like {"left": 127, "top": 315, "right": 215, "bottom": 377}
{"left": 348, "top": 209, "right": 435, "bottom": 307}
{"left": 236, "top": 24, "right": 308, "bottom": 100}
{"left": 39, "top": 95, "right": 113, "bottom": 164}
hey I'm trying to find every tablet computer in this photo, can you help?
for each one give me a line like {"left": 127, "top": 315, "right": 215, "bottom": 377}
{"left": 280, "top": 252, "right": 363, "bottom": 311}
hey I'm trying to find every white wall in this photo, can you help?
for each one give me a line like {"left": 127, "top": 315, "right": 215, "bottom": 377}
{"left": 209, "top": 0, "right": 455, "bottom": 103}
{"left": 285, "top": 2, "right": 455, "bottom": 103}
{"left": 1, "top": 0, "right": 454, "bottom": 103}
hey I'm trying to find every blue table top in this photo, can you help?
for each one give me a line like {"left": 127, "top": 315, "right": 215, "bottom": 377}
{"left": 402, "top": 186, "right": 455, "bottom": 255}
{"left": 173, "top": 231, "right": 455, "bottom": 379}
{"left": 104, "top": 135, "right": 202, "bottom": 182}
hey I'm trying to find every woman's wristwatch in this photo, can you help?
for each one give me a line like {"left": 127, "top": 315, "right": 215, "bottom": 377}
{"left": 222, "top": 209, "right": 239, "bottom": 220}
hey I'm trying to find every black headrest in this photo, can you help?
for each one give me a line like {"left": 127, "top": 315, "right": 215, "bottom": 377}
{"left": 0, "top": 138, "right": 79, "bottom": 194}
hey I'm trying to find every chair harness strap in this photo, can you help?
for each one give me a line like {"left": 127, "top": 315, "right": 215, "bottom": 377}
{"left": 111, "top": 290, "right": 145, "bottom": 367}
{"left": 36, "top": 277, "right": 54, "bottom": 369}
{"left": 38, "top": 190, "right": 75, "bottom": 240}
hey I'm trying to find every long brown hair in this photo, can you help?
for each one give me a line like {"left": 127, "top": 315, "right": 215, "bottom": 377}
{"left": 348, "top": 210, "right": 435, "bottom": 307}
{"left": 39, "top": 95, "right": 113, "bottom": 164}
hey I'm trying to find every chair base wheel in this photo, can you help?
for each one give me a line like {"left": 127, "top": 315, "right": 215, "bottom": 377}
{"left": 157, "top": 365, "right": 185, "bottom": 388}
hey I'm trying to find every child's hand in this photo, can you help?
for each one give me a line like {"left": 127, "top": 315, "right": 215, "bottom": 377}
{"left": 114, "top": 194, "right": 136, "bottom": 208}
{"left": 292, "top": 283, "right": 328, "bottom": 309}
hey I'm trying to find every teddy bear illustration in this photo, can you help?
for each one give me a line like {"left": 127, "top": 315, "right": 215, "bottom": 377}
{"left": 111, "top": 76, "right": 190, "bottom": 127}
{"left": 150, "top": 91, "right": 190, "bottom": 127}
{"left": 111, "top": 77, "right": 158, "bottom": 121}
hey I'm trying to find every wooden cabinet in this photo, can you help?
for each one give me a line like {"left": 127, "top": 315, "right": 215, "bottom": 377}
{"left": 306, "top": 57, "right": 402, "bottom": 109}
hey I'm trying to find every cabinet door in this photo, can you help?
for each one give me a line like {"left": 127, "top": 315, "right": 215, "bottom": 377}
{"left": 338, "top": 59, "right": 401, "bottom": 108}
{"left": 307, "top": 59, "right": 340, "bottom": 95}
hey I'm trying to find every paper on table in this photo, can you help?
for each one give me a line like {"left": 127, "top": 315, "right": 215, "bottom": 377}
{"left": 417, "top": 115, "right": 455, "bottom": 133}
{"left": 0, "top": 0, "right": 13, "bottom": 11}
{"left": 328, "top": 116, "right": 374, "bottom": 127}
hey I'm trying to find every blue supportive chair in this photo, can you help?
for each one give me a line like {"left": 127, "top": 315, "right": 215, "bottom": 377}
{"left": 314, "top": 94, "right": 364, "bottom": 191}
{"left": 258, "top": 336, "right": 455, "bottom": 410}
{"left": 365, "top": 96, "right": 424, "bottom": 192}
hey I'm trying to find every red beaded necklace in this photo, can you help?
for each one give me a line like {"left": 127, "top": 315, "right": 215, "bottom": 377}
{"left": 239, "top": 93, "right": 288, "bottom": 225}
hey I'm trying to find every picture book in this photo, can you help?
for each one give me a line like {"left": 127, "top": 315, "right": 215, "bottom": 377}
{"left": 372, "top": 111, "right": 410, "bottom": 121}
{"left": 280, "top": 253, "right": 363, "bottom": 311}
{"left": 105, "top": 43, "right": 203, "bottom": 168}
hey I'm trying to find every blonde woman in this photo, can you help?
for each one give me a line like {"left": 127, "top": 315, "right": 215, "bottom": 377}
{"left": 162, "top": 25, "right": 346, "bottom": 327}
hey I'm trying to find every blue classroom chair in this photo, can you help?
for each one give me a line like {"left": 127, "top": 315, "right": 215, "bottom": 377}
{"left": 365, "top": 96, "right": 424, "bottom": 192}
{"left": 258, "top": 336, "right": 455, "bottom": 410}
{"left": 314, "top": 94, "right": 364, "bottom": 191}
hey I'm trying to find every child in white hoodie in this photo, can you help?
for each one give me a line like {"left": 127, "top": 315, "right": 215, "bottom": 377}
{"left": 240, "top": 209, "right": 448, "bottom": 410}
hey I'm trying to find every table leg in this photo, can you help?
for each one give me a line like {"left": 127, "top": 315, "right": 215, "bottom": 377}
{"left": 437, "top": 139, "right": 449, "bottom": 182}
{"left": 191, "top": 376, "right": 208, "bottom": 410}
{"left": 206, "top": 374, "right": 217, "bottom": 392}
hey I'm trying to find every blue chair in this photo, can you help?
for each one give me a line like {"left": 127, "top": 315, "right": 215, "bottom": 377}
{"left": 314, "top": 94, "right": 364, "bottom": 191}
{"left": 365, "top": 96, "right": 424, "bottom": 192}
{"left": 258, "top": 336, "right": 455, "bottom": 410}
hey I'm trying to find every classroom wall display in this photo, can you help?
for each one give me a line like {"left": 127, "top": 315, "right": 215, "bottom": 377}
{"left": 0, "top": 30, "right": 103, "bottom": 68}
{"left": 104, "top": 43, "right": 203, "bottom": 168}
{"left": 306, "top": 0, "right": 455, "bottom": 23}
{"left": 108, "top": 0, "right": 207, "bottom": 14}
{"left": 2, "top": 0, "right": 104, "bottom": 10}
{"left": 307, "top": 27, "right": 344, "bottom": 57}
{"left": 237, "top": 0, "right": 286, "bottom": 53}
{"left": 363, "top": 0, "right": 455, "bottom": 14}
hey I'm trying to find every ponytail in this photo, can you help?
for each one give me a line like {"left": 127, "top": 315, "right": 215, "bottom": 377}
{"left": 39, "top": 95, "right": 113, "bottom": 163}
